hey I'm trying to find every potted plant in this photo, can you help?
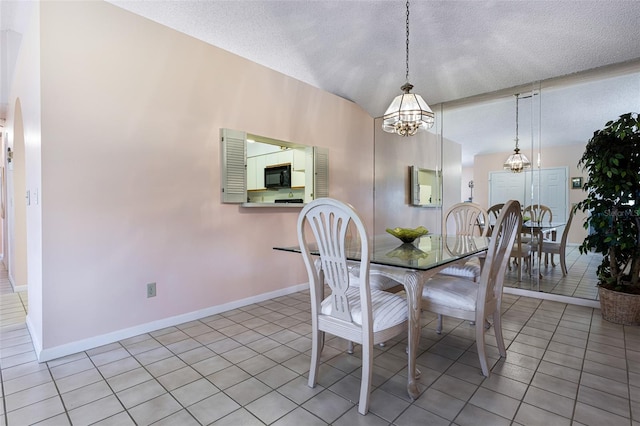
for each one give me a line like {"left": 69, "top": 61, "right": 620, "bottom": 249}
{"left": 576, "top": 112, "right": 640, "bottom": 324}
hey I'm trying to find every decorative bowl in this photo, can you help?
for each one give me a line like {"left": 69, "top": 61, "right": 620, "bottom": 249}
{"left": 385, "top": 226, "right": 429, "bottom": 244}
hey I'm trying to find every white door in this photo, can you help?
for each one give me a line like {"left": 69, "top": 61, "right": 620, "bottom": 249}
{"left": 489, "top": 171, "right": 526, "bottom": 207}
{"left": 490, "top": 167, "right": 568, "bottom": 221}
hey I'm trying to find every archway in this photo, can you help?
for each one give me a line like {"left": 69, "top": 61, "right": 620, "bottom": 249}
{"left": 7, "top": 98, "right": 28, "bottom": 290}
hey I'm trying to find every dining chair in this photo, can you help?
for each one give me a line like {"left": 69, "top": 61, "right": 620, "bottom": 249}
{"left": 421, "top": 199, "right": 521, "bottom": 377}
{"left": 439, "top": 202, "right": 489, "bottom": 281}
{"left": 523, "top": 204, "right": 553, "bottom": 224}
{"left": 297, "top": 198, "right": 408, "bottom": 415}
{"left": 489, "top": 203, "right": 530, "bottom": 278}
{"left": 531, "top": 205, "right": 576, "bottom": 276}
{"left": 522, "top": 204, "right": 555, "bottom": 263}
{"left": 486, "top": 203, "right": 504, "bottom": 236}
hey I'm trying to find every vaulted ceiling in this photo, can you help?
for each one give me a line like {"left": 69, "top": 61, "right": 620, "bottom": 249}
{"left": 2, "top": 1, "right": 640, "bottom": 165}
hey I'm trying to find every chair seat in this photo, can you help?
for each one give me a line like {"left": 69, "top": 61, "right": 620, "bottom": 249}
{"left": 422, "top": 275, "right": 477, "bottom": 311}
{"left": 511, "top": 243, "right": 532, "bottom": 257}
{"left": 321, "top": 287, "right": 408, "bottom": 331}
{"left": 349, "top": 271, "right": 403, "bottom": 291}
{"left": 439, "top": 259, "right": 481, "bottom": 280}
{"left": 534, "top": 240, "right": 561, "bottom": 254}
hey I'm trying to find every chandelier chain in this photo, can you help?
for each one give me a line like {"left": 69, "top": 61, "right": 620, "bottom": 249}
{"left": 405, "top": 0, "right": 410, "bottom": 83}
{"left": 515, "top": 94, "right": 520, "bottom": 149}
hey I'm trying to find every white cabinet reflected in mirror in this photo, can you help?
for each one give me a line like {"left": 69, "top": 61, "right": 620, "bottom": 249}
{"left": 410, "top": 165, "right": 442, "bottom": 207}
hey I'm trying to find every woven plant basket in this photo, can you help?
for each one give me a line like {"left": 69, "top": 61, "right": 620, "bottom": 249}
{"left": 598, "top": 286, "right": 640, "bottom": 325}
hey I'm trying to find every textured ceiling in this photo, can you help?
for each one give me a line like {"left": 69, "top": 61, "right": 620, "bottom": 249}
{"left": 106, "top": 0, "right": 640, "bottom": 118}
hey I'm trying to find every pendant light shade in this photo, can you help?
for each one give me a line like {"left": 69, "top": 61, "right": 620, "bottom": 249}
{"left": 382, "top": 1, "right": 434, "bottom": 137}
{"left": 503, "top": 94, "right": 531, "bottom": 173}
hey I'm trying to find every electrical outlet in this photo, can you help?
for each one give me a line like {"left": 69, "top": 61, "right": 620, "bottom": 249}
{"left": 147, "top": 282, "right": 156, "bottom": 298}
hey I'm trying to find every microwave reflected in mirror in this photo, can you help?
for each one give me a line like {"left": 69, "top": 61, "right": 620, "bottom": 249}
{"left": 410, "top": 165, "right": 442, "bottom": 207}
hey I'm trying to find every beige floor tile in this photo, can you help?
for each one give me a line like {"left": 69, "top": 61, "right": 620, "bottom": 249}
{"left": 68, "top": 394, "right": 124, "bottom": 425}
{"left": 469, "top": 387, "right": 520, "bottom": 419}
{"left": 170, "top": 377, "right": 220, "bottom": 407}
{"left": 514, "top": 403, "right": 571, "bottom": 426}
{"left": 453, "top": 403, "right": 511, "bottom": 426}
{"left": 211, "top": 408, "right": 266, "bottom": 426}
{"left": 301, "top": 389, "right": 353, "bottom": 423}
{"left": 128, "top": 393, "right": 183, "bottom": 425}
{"left": 116, "top": 379, "right": 166, "bottom": 409}
{"left": 530, "top": 371, "right": 578, "bottom": 398}
{"left": 523, "top": 386, "right": 575, "bottom": 418}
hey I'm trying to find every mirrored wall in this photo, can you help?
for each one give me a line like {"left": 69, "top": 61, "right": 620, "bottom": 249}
{"left": 374, "top": 60, "right": 640, "bottom": 301}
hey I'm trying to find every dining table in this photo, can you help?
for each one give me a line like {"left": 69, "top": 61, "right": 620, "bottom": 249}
{"left": 274, "top": 233, "right": 490, "bottom": 400}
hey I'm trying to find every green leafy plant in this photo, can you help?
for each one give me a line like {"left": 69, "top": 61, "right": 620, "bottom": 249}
{"left": 576, "top": 112, "right": 640, "bottom": 293}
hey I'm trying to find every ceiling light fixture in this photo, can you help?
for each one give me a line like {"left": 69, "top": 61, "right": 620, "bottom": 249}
{"left": 382, "top": 0, "right": 434, "bottom": 137}
{"left": 503, "top": 94, "right": 531, "bottom": 173}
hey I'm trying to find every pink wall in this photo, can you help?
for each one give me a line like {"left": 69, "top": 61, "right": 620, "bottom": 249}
{"left": 11, "top": 1, "right": 376, "bottom": 356}
{"left": 5, "top": 2, "right": 43, "bottom": 353}
{"left": 473, "top": 143, "right": 588, "bottom": 244}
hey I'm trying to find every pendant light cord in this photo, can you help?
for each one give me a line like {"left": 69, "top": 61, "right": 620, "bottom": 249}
{"left": 405, "top": 0, "right": 410, "bottom": 84}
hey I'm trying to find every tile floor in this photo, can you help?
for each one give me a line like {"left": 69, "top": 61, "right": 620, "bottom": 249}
{"left": 2, "top": 255, "right": 640, "bottom": 426}
{"left": 504, "top": 245, "right": 601, "bottom": 301}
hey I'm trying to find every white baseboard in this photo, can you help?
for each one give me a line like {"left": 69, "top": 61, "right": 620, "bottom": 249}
{"left": 26, "top": 315, "right": 43, "bottom": 356}
{"left": 34, "top": 282, "right": 308, "bottom": 363}
{"left": 504, "top": 287, "right": 601, "bottom": 308}
{"left": 8, "top": 272, "right": 27, "bottom": 292}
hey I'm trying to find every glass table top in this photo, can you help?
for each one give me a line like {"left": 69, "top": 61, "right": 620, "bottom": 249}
{"left": 274, "top": 234, "right": 489, "bottom": 271}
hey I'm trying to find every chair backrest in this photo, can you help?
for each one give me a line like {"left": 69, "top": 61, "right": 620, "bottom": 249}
{"left": 297, "top": 198, "right": 371, "bottom": 325}
{"left": 487, "top": 203, "right": 504, "bottom": 222}
{"left": 443, "top": 202, "right": 489, "bottom": 237}
{"left": 486, "top": 203, "right": 504, "bottom": 236}
{"left": 523, "top": 204, "right": 552, "bottom": 223}
{"left": 560, "top": 204, "right": 577, "bottom": 247}
{"left": 477, "top": 200, "right": 521, "bottom": 314}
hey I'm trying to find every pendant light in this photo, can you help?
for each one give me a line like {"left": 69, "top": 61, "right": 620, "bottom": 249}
{"left": 382, "top": 0, "right": 434, "bottom": 137}
{"left": 503, "top": 94, "right": 531, "bottom": 173}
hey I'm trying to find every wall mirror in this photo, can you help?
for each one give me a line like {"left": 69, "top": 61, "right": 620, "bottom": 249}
{"left": 410, "top": 166, "right": 442, "bottom": 207}
{"left": 439, "top": 61, "right": 640, "bottom": 301}
{"left": 220, "top": 128, "right": 328, "bottom": 205}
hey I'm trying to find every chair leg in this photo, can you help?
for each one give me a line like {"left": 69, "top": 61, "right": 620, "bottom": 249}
{"left": 476, "top": 317, "right": 490, "bottom": 377}
{"left": 560, "top": 252, "right": 568, "bottom": 276}
{"left": 436, "top": 314, "right": 443, "bottom": 334}
{"left": 493, "top": 310, "right": 507, "bottom": 358}
{"left": 308, "top": 329, "right": 323, "bottom": 388}
{"left": 347, "top": 341, "right": 354, "bottom": 354}
{"left": 358, "top": 341, "right": 373, "bottom": 415}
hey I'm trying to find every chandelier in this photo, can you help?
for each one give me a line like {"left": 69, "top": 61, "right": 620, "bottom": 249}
{"left": 382, "top": 1, "right": 434, "bottom": 137}
{"left": 503, "top": 94, "right": 531, "bottom": 173}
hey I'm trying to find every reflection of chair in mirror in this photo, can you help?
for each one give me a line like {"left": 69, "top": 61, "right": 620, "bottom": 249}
{"left": 486, "top": 203, "right": 504, "bottom": 236}
{"left": 422, "top": 200, "right": 521, "bottom": 376}
{"left": 522, "top": 204, "right": 555, "bottom": 264}
{"left": 436, "top": 202, "right": 489, "bottom": 331}
{"left": 523, "top": 204, "right": 553, "bottom": 224}
{"left": 297, "top": 198, "right": 408, "bottom": 415}
{"left": 509, "top": 232, "right": 532, "bottom": 282}
{"left": 531, "top": 205, "right": 576, "bottom": 276}
{"left": 439, "top": 202, "right": 489, "bottom": 281}
{"left": 492, "top": 203, "right": 531, "bottom": 281}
